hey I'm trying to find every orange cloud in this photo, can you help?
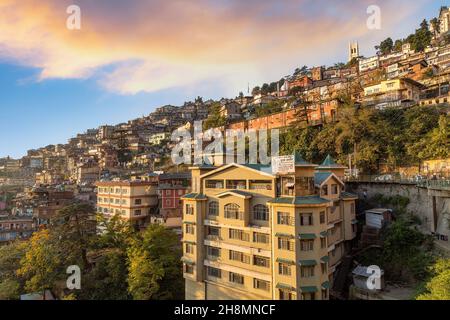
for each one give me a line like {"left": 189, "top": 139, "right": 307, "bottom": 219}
{"left": 0, "top": 0, "right": 430, "bottom": 95}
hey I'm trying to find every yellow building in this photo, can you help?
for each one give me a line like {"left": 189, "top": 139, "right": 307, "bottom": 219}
{"left": 96, "top": 181, "right": 158, "bottom": 228}
{"left": 181, "top": 153, "right": 357, "bottom": 300}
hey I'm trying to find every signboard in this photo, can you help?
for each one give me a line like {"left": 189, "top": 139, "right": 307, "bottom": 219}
{"left": 272, "top": 155, "right": 295, "bottom": 175}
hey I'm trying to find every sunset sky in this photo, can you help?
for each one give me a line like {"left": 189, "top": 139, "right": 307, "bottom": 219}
{"left": 0, "top": 0, "right": 444, "bottom": 158}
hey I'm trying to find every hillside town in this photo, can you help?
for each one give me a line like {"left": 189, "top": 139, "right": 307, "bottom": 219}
{"left": 0, "top": 6, "right": 449, "bottom": 301}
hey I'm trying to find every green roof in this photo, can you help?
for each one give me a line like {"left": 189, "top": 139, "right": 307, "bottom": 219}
{"left": 321, "top": 281, "right": 330, "bottom": 289}
{"left": 276, "top": 258, "right": 296, "bottom": 265}
{"left": 299, "top": 233, "right": 316, "bottom": 240}
{"left": 299, "top": 260, "right": 317, "bottom": 266}
{"left": 314, "top": 172, "right": 333, "bottom": 186}
{"left": 294, "top": 151, "right": 317, "bottom": 166}
{"left": 182, "top": 240, "right": 196, "bottom": 245}
{"left": 275, "top": 232, "right": 295, "bottom": 238}
{"left": 318, "top": 154, "right": 346, "bottom": 168}
{"left": 341, "top": 191, "right": 358, "bottom": 199}
{"left": 320, "top": 256, "right": 329, "bottom": 263}
{"left": 320, "top": 231, "right": 328, "bottom": 238}
{"left": 182, "top": 193, "right": 207, "bottom": 200}
{"left": 276, "top": 283, "right": 296, "bottom": 291}
{"left": 300, "top": 286, "right": 318, "bottom": 293}
{"left": 270, "top": 196, "right": 330, "bottom": 205}
{"left": 183, "top": 221, "right": 196, "bottom": 225}
{"left": 351, "top": 219, "right": 358, "bottom": 224}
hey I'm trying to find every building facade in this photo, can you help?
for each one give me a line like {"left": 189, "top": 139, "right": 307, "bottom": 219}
{"left": 181, "top": 154, "right": 357, "bottom": 300}
{"left": 96, "top": 180, "right": 158, "bottom": 228}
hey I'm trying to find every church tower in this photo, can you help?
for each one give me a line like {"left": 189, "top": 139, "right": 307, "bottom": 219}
{"left": 348, "top": 42, "right": 359, "bottom": 62}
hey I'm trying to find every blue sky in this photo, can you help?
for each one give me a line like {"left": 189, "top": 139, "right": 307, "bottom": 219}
{"left": 0, "top": 0, "right": 444, "bottom": 158}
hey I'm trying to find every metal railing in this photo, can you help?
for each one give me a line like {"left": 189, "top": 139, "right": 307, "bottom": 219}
{"left": 345, "top": 175, "right": 450, "bottom": 190}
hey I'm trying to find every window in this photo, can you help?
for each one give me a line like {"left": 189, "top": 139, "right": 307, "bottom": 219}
{"left": 322, "top": 185, "right": 328, "bottom": 196}
{"left": 300, "top": 240, "right": 314, "bottom": 251}
{"left": 253, "top": 256, "right": 270, "bottom": 268}
{"left": 229, "top": 229, "right": 249, "bottom": 241}
{"left": 165, "top": 199, "right": 171, "bottom": 206}
{"left": 279, "top": 290, "right": 294, "bottom": 300}
{"left": 253, "top": 205, "right": 269, "bottom": 221}
{"left": 277, "top": 212, "right": 292, "bottom": 225}
{"left": 207, "top": 246, "right": 220, "bottom": 259}
{"left": 331, "top": 184, "right": 338, "bottom": 194}
{"left": 115, "top": 188, "right": 121, "bottom": 194}
{"left": 249, "top": 180, "right": 272, "bottom": 190}
{"left": 278, "top": 263, "right": 292, "bottom": 276}
{"left": 207, "top": 267, "right": 221, "bottom": 278}
{"left": 184, "top": 264, "right": 194, "bottom": 274}
{"left": 320, "top": 211, "right": 326, "bottom": 224}
{"left": 301, "top": 266, "right": 315, "bottom": 277}
{"left": 278, "top": 237, "right": 293, "bottom": 251}
{"left": 322, "top": 289, "right": 328, "bottom": 300}
{"left": 229, "top": 272, "right": 244, "bottom": 284}
{"left": 185, "top": 204, "right": 194, "bottom": 215}
{"left": 206, "top": 180, "right": 224, "bottom": 189}
{"left": 321, "top": 237, "right": 327, "bottom": 248}
{"left": 207, "top": 226, "right": 220, "bottom": 238}
{"left": 185, "top": 224, "right": 195, "bottom": 235}
{"left": 224, "top": 203, "right": 241, "bottom": 220}
{"left": 300, "top": 213, "right": 313, "bottom": 226}
{"left": 253, "top": 232, "right": 269, "bottom": 244}
{"left": 254, "top": 279, "right": 270, "bottom": 291}
{"left": 229, "top": 250, "right": 250, "bottom": 264}
{"left": 122, "top": 189, "right": 128, "bottom": 194}
{"left": 208, "top": 201, "right": 219, "bottom": 216}
{"left": 185, "top": 243, "right": 194, "bottom": 254}
{"left": 98, "top": 197, "right": 103, "bottom": 203}
{"left": 321, "top": 262, "right": 327, "bottom": 274}
{"left": 350, "top": 203, "right": 355, "bottom": 215}
{"left": 226, "top": 180, "right": 247, "bottom": 189}
{"left": 134, "top": 209, "right": 141, "bottom": 216}
{"left": 115, "top": 198, "right": 120, "bottom": 204}
{"left": 135, "top": 199, "right": 142, "bottom": 205}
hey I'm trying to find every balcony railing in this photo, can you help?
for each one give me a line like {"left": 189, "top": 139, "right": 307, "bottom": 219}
{"left": 224, "top": 211, "right": 244, "bottom": 220}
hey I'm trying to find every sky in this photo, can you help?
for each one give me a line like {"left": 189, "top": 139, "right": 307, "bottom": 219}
{"left": 0, "top": 0, "right": 445, "bottom": 158}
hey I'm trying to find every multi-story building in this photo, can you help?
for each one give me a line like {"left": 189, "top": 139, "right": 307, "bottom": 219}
{"left": 181, "top": 153, "right": 357, "bottom": 300}
{"left": 96, "top": 180, "right": 158, "bottom": 228}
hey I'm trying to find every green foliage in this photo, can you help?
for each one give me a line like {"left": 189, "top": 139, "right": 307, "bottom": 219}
{"left": 281, "top": 104, "right": 448, "bottom": 173}
{"left": 417, "top": 259, "right": 450, "bottom": 300}
{"left": 203, "top": 102, "right": 227, "bottom": 130}
{"left": 375, "top": 37, "right": 394, "bottom": 54}
{"left": 127, "top": 224, "right": 183, "bottom": 300}
{"left": 0, "top": 279, "right": 20, "bottom": 300}
{"left": 254, "top": 100, "right": 284, "bottom": 117}
{"left": 17, "top": 229, "right": 63, "bottom": 293}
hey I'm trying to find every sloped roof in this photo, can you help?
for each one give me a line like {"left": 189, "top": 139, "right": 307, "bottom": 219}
{"left": 216, "top": 190, "right": 253, "bottom": 199}
{"left": 182, "top": 193, "right": 207, "bottom": 200}
{"left": 317, "top": 154, "right": 346, "bottom": 169}
{"left": 294, "top": 152, "right": 317, "bottom": 166}
{"left": 341, "top": 191, "right": 358, "bottom": 199}
{"left": 314, "top": 171, "right": 333, "bottom": 185}
{"left": 269, "top": 195, "right": 330, "bottom": 205}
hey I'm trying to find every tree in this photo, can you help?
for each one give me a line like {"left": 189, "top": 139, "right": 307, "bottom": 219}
{"left": 203, "top": 102, "right": 227, "bottom": 130}
{"left": 417, "top": 259, "right": 450, "bottom": 300}
{"left": 17, "top": 229, "right": 63, "bottom": 294}
{"left": 375, "top": 37, "right": 394, "bottom": 55}
{"left": 127, "top": 224, "right": 183, "bottom": 300}
{"left": 0, "top": 241, "right": 26, "bottom": 300}
{"left": 251, "top": 86, "right": 261, "bottom": 96}
{"left": 261, "top": 83, "right": 270, "bottom": 95}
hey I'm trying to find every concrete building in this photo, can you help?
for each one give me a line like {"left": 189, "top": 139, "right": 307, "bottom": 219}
{"left": 359, "top": 56, "right": 380, "bottom": 73}
{"left": 181, "top": 153, "right": 357, "bottom": 300}
{"left": 96, "top": 180, "right": 159, "bottom": 228}
{"left": 362, "top": 78, "right": 424, "bottom": 109}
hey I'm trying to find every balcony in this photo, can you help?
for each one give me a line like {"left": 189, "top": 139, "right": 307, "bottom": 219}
{"left": 224, "top": 211, "right": 244, "bottom": 220}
